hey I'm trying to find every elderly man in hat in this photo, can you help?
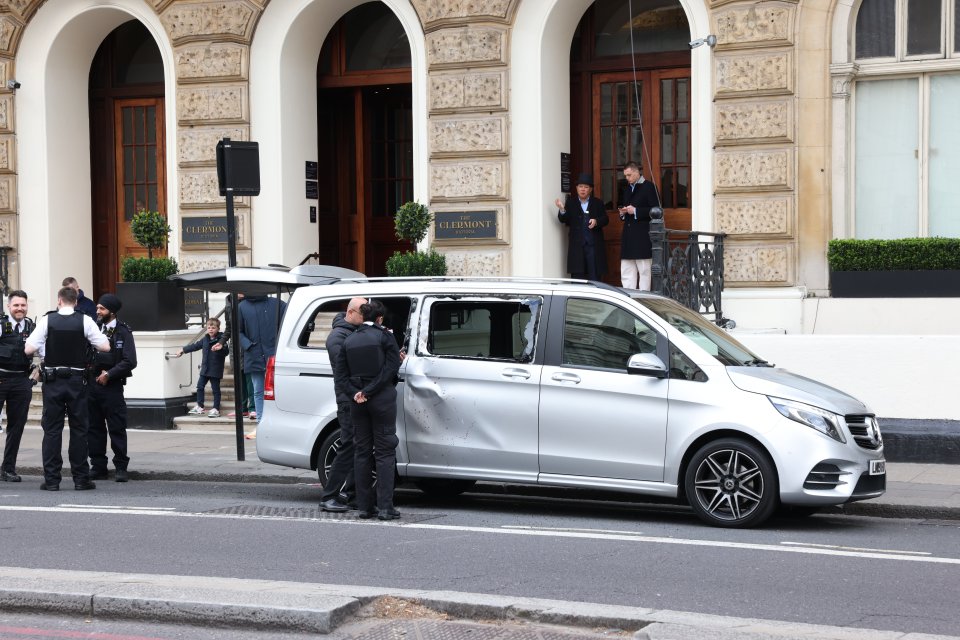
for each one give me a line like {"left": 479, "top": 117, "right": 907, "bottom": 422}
{"left": 88, "top": 293, "right": 137, "bottom": 482}
{"left": 554, "top": 172, "right": 609, "bottom": 281}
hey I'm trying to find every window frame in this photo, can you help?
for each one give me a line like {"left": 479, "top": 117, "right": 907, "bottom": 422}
{"left": 854, "top": 0, "right": 957, "bottom": 63}
{"left": 417, "top": 295, "right": 544, "bottom": 364}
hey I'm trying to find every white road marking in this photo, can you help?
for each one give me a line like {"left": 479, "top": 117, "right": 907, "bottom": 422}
{"left": 1, "top": 505, "right": 957, "bottom": 566}
{"left": 59, "top": 504, "right": 178, "bottom": 511}
{"left": 781, "top": 541, "right": 931, "bottom": 556}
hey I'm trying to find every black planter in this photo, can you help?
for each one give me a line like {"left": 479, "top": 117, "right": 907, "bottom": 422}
{"left": 115, "top": 281, "right": 186, "bottom": 331}
{"left": 830, "top": 270, "right": 960, "bottom": 298}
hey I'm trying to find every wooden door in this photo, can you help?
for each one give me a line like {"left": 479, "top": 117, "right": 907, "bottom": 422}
{"left": 591, "top": 71, "right": 691, "bottom": 282}
{"left": 114, "top": 98, "right": 166, "bottom": 262}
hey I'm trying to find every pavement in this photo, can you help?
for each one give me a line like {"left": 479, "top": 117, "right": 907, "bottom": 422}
{"left": 2, "top": 426, "right": 959, "bottom": 639}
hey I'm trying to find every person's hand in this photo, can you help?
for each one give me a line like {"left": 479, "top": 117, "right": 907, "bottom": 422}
{"left": 399, "top": 348, "right": 407, "bottom": 362}
{"left": 554, "top": 198, "right": 564, "bottom": 209}
{"left": 588, "top": 218, "right": 597, "bottom": 229}
{"left": 354, "top": 391, "right": 367, "bottom": 404}
{"left": 96, "top": 372, "right": 109, "bottom": 385}
{"left": 211, "top": 343, "right": 222, "bottom": 351}
{"left": 176, "top": 348, "right": 184, "bottom": 357}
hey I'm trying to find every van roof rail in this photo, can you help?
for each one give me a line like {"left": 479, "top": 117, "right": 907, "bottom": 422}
{"left": 325, "top": 275, "right": 626, "bottom": 294}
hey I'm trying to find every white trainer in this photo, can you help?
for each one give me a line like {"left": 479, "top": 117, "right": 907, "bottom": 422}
{"left": 187, "top": 406, "right": 204, "bottom": 415}
{"left": 208, "top": 408, "right": 220, "bottom": 418}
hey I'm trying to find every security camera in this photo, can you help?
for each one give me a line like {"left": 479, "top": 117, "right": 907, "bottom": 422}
{"left": 688, "top": 35, "right": 718, "bottom": 49}
{"left": 5, "top": 80, "right": 20, "bottom": 90}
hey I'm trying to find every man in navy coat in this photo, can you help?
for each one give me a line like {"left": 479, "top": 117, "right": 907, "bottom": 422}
{"left": 237, "top": 294, "right": 286, "bottom": 427}
{"left": 554, "top": 173, "right": 609, "bottom": 280}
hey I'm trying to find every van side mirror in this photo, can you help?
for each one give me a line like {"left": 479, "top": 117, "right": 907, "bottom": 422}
{"left": 627, "top": 353, "right": 668, "bottom": 378}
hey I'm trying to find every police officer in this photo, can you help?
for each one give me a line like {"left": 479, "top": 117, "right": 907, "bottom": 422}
{"left": 336, "top": 300, "right": 401, "bottom": 520}
{"left": 0, "top": 290, "right": 36, "bottom": 482}
{"left": 25, "top": 286, "right": 110, "bottom": 491}
{"left": 318, "top": 296, "right": 366, "bottom": 512}
{"left": 88, "top": 293, "right": 136, "bottom": 482}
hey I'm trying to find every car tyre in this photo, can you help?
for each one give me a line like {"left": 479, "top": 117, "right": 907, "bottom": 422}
{"left": 317, "top": 429, "right": 342, "bottom": 486}
{"left": 415, "top": 478, "right": 477, "bottom": 498}
{"left": 684, "top": 438, "right": 778, "bottom": 528}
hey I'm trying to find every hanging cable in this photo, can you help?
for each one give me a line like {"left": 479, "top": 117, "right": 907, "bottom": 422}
{"left": 627, "top": 0, "right": 663, "bottom": 208}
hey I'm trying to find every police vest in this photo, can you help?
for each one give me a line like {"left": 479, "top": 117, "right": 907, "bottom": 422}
{"left": 344, "top": 324, "right": 386, "bottom": 380}
{"left": 0, "top": 317, "right": 34, "bottom": 372}
{"left": 44, "top": 312, "right": 89, "bottom": 368}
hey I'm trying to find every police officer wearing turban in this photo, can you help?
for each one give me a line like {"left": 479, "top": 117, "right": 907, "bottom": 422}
{"left": 88, "top": 293, "right": 137, "bottom": 482}
{"left": 25, "top": 286, "right": 110, "bottom": 491}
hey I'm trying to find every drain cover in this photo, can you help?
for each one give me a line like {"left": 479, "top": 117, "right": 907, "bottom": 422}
{"left": 201, "top": 505, "right": 442, "bottom": 523}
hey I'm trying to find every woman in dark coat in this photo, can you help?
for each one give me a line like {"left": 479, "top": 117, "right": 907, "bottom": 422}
{"left": 555, "top": 173, "right": 609, "bottom": 280}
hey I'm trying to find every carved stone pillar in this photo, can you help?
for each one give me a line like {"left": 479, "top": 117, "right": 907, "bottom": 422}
{"left": 412, "top": 0, "right": 520, "bottom": 276}
{"left": 829, "top": 63, "right": 858, "bottom": 241}
{"left": 711, "top": 0, "right": 799, "bottom": 287}
{"left": 159, "top": 0, "right": 261, "bottom": 272}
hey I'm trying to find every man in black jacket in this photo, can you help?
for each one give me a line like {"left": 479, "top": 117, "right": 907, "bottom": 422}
{"left": 0, "top": 290, "right": 35, "bottom": 482}
{"left": 25, "top": 286, "right": 110, "bottom": 491}
{"left": 618, "top": 161, "right": 660, "bottom": 290}
{"left": 319, "top": 297, "right": 366, "bottom": 512}
{"left": 336, "top": 300, "right": 401, "bottom": 520}
{"left": 88, "top": 294, "right": 137, "bottom": 482}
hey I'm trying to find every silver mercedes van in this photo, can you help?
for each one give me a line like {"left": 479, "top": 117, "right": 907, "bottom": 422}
{"left": 256, "top": 277, "right": 885, "bottom": 528}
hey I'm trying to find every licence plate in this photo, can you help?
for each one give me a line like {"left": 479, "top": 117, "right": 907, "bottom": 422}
{"left": 869, "top": 459, "right": 886, "bottom": 475}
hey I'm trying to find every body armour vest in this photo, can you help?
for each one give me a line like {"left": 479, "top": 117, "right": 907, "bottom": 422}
{"left": 0, "top": 317, "right": 34, "bottom": 371}
{"left": 44, "top": 312, "right": 88, "bottom": 368}
{"left": 344, "top": 325, "right": 386, "bottom": 379}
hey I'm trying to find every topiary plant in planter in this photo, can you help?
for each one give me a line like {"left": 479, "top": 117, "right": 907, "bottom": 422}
{"left": 116, "top": 210, "right": 185, "bottom": 330}
{"left": 385, "top": 201, "right": 447, "bottom": 277}
{"left": 828, "top": 237, "right": 960, "bottom": 297}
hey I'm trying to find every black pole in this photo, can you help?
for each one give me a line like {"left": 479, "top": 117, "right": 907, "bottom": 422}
{"left": 223, "top": 138, "right": 244, "bottom": 461}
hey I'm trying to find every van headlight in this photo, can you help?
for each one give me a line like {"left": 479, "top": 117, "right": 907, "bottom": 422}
{"left": 769, "top": 397, "right": 846, "bottom": 443}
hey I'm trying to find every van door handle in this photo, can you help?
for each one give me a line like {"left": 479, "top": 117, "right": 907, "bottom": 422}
{"left": 501, "top": 368, "right": 531, "bottom": 380}
{"left": 551, "top": 372, "right": 581, "bottom": 384}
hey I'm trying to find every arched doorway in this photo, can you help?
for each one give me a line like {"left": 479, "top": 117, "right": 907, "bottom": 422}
{"left": 569, "top": 0, "right": 691, "bottom": 282}
{"left": 315, "top": 2, "right": 413, "bottom": 276}
{"left": 88, "top": 20, "right": 166, "bottom": 298}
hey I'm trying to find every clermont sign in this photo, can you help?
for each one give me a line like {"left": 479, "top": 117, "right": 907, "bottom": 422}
{"left": 183, "top": 216, "right": 228, "bottom": 244}
{"left": 435, "top": 210, "right": 497, "bottom": 240}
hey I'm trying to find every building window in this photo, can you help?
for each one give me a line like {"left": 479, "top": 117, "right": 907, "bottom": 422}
{"left": 851, "top": 0, "right": 960, "bottom": 238}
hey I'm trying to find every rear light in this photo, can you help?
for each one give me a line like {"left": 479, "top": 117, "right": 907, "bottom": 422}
{"left": 264, "top": 356, "right": 276, "bottom": 400}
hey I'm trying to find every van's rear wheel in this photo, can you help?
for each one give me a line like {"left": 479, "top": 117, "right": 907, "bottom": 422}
{"left": 415, "top": 479, "right": 476, "bottom": 498}
{"left": 684, "top": 438, "right": 778, "bottom": 528}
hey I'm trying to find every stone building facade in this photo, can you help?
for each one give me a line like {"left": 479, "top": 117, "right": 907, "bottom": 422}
{"left": 0, "top": 0, "right": 943, "bottom": 333}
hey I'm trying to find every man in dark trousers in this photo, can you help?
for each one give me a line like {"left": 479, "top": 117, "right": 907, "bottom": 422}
{"left": 618, "top": 161, "right": 660, "bottom": 290}
{"left": 319, "top": 297, "right": 366, "bottom": 512}
{"left": 0, "top": 290, "right": 36, "bottom": 482}
{"left": 25, "top": 286, "right": 110, "bottom": 491}
{"left": 555, "top": 172, "right": 608, "bottom": 280}
{"left": 336, "top": 300, "right": 401, "bottom": 520}
{"left": 88, "top": 294, "right": 137, "bottom": 482}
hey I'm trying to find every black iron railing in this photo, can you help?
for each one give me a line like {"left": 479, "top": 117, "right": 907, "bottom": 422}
{"left": 649, "top": 208, "right": 731, "bottom": 327}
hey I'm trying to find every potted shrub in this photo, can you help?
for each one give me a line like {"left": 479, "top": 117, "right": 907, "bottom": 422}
{"left": 828, "top": 237, "right": 960, "bottom": 297}
{"left": 385, "top": 201, "right": 447, "bottom": 277}
{"left": 116, "top": 210, "right": 185, "bottom": 330}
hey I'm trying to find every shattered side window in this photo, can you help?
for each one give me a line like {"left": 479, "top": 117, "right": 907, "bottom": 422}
{"left": 420, "top": 297, "right": 542, "bottom": 362}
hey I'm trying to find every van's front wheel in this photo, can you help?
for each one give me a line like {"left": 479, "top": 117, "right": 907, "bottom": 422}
{"left": 684, "top": 438, "right": 778, "bottom": 528}
{"left": 317, "top": 430, "right": 343, "bottom": 485}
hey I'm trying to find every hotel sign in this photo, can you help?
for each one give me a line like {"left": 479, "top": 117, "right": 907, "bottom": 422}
{"left": 183, "top": 216, "right": 228, "bottom": 244}
{"left": 435, "top": 210, "right": 497, "bottom": 241}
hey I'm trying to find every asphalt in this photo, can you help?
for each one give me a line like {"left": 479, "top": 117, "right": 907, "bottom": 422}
{"left": 2, "top": 426, "right": 959, "bottom": 639}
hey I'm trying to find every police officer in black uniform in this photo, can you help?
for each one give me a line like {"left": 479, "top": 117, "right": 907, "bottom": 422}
{"left": 335, "top": 300, "right": 402, "bottom": 520}
{"left": 25, "top": 286, "right": 110, "bottom": 491}
{"left": 0, "top": 290, "right": 36, "bottom": 482}
{"left": 88, "top": 293, "right": 137, "bottom": 482}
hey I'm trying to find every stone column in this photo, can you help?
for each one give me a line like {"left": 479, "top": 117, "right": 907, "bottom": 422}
{"left": 0, "top": 1, "right": 35, "bottom": 290}
{"left": 411, "top": 0, "right": 519, "bottom": 276}
{"left": 158, "top": 0, "right": 261, "bottom": 273}
{"left": 711, "top": 1, "right": 798, "bottom": 287}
